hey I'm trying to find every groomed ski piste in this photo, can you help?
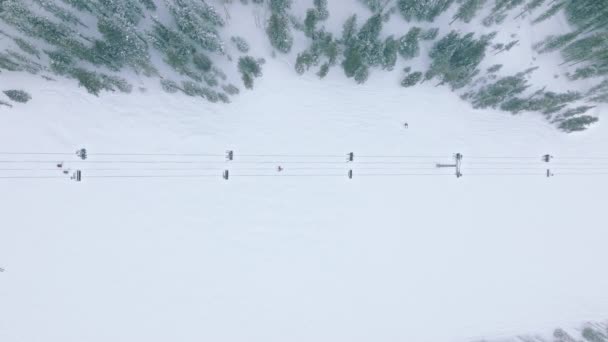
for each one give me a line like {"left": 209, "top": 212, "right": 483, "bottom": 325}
{"left": 1, "top": 1, "right": 608, "bottom": 342}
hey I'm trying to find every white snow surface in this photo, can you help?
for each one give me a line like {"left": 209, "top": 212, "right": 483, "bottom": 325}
{"left": 1, "top": 63, "right": 608, "bottom": 342}
{"left": 1, "top": 1, "right": 608, "bottom": 341}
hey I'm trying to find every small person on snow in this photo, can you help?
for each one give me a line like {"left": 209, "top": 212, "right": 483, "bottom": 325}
{"left": 277, "top": 166, "right": 284, "bottom": 172}
{"left": 404, "top": 123, "right": 409, "bottom": 129}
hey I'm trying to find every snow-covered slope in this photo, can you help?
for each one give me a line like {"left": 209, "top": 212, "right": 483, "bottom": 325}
{"left": 1, "top": 58, "right": 608, "bottom": 341}
{"left": 1, "top": 1, "right": 608, "bottom": 341}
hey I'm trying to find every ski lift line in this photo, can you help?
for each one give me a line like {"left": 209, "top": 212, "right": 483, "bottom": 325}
{"left": 0, "top": 160, "right": 439, "bottom": 165}
{"left": 466, "top": 161, "right": 608, "bottom": 165}
{"left": 4, "top": 167, "right": 606, "bottom": 173}
{"left": 92, "top": 153, "right": 226, "bottom": 157}
{"left": 86, "top": 175, "right": 221, "bottom": 179}
{"left": 351, "top": 174, "right": 454, "bottom": 176}
{"left": 556, "top": 173, "right": 608, "bottom": 175}
{"left": 354, "top": 155, "right": 447, "bottom": 158}
{"left": 0, "top": 152, "right": 74, "bottom": 156}
{"left": 466, "top": 156, "right": 541, "bottom": 159}
{"left": 463, "top": 174, "right": 550, "bottom": 176}
{"left": 466, "top": 167, "right": 608, "bottom": 170}
{"left": 234, "top": 154, "right": 346, "bottom": 158}
{"left": 0, "top": 167, "right": 434, "bottom": 171}
{"left": 5, "top": 152, "right": 608, "bottom": 161}
{"left": 0, "top": 176, "right": 68, "bottom": 179}
{"left": 84, "top": 174, "right": 455, "bottom": 179}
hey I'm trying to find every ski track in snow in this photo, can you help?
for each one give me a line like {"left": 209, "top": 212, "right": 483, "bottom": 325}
{"left": 1, "top": 65, "right": 607, "bottom": 342}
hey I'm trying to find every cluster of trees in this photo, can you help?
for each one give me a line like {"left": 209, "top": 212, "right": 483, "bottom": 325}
{"left": 294, "top": 0, "right": 337, "bottom": 78}
{"left": 397, "top": 0, "right": 455, "bottom": 22}
{"left": 401, "top": 67, "right": 423, "bottom": 87}
{"left": 0, "top": 0, "right": 255, "bottom": 99}
{"left": 466, "top": 67, "right": 597, "bottom": 132}
{"left": 1, "top": 0, "right": 603, "bottom": 132}
{"left": 451, "top": 0, "right": 487, "bottom": 24}
{"left": 238, "top": 56, "right": 263, "bottom": 89}
{"left": 425, "top": 31, "right": 494, "bottom": 89}
{"left": 528, "top": 0, "right": 608, "bottom": 129}
{"left": 3, "top": 89, "right": 31, "bottom": 103}
{"left": 266, "top": 0, "right": 294, "bottom": 53}
{"left": 341, "top": 14, "right": 382, "bottom": 83}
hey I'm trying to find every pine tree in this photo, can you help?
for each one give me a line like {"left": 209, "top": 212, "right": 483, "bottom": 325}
{"left": 161, "top": 79, "right": 181, "bottom": 93}
{"left": 341, "top": 14, "right": 384, "bottom": 83}
{"left": 222, "top": 84, "right": 240, "bottom": 95}
{"left": 270, "top": 0, "right": 292, "bottom": 13}
{"left": 382, "top": 35, "right": 398, "bottom": 70}
{"left": 421, "top": 28, "right": 439, "bottom": 40}
{"left": 266, "top": 13, "right": 293, "bottom": 53}
{"left": 398, "top": 27, "right": 421, "bottom": 59}
{"left": 3, "top": 89, "right": 31, "bottom": 103}
{"left": 359, "top": 0, "right": 390, "bottom": 12}
{"left": 32, "top": 0, "right": 86, "bottom": 27}
{"left": 472, "top": 74, "right": 530, "bottom": 109}
{"left": 166, "top": 0, "right": 225, "bottom": 53}
{"left": 558, "top": 116, "right": 598, "bottom": 132}
{"left": 149, "top": 20, "right": 194, "bottom": 73}
{"left": 532, "top": 1, "right": 565, "bottom": 24}
{"left": 536, "top": 32, "right": 580, "bottom": 53}
{"left": 314, "top": 0, "right": 329, "bottom": 20}
{"left": 231, "top": 36, "right": 250, "bottom": 53}
{"left": 94, "top": 16, "right": 151, "bottom": 72}
{"left": 561, "top": 33, "right": 608, "bottom": 65}
{"left": 317, "top": 62, "right": 330, "bottom": 78}
{"left": 451, "top": 0, "right": 486, "bottom": 24}
{"left": 139, "top": 0, "right": 157, "bottom": 11}
{"left": 13, "top": 37, "right": 40, "bottom": 58}
{"left": 238, "top": 56, "right": 263, "bottom": 89}
{"left": 558, "top": 105, "right": 594, "bottom": 118}
{"left": 341, "top": 15, "right": 358, "bottom": 45}
{"left": 514, "top": 0, "right": 545, "bottom": 19}
{"left": 398, "top": 0, "right": 455, "bottom": 22}
{"left": 304, "top": 9, "right": 318, "bottom": 37}
{"left": 426, "top": 31, "right": 491, "bottom": 89}
{"left": 295, "top": 51, "right": 314, "bottom": 74}
{"left": 401, "top": 71, "right": 422, "bottom": 87}
{"left": 487, "top": 64, "right": 503, "bottom": 73}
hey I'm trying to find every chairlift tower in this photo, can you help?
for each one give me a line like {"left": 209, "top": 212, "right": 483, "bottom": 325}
{"left": 543, "top": 153, "right": 553, "bottom": 177}
{"left": 436, "top": 153, "right": 463, "bottom": 178}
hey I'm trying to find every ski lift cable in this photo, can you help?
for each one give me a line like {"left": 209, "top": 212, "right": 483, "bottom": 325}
{"left": 2, "top": 172, "right": 608, "bottom": 180}
{"left": 0, "top": 166, "right": 446, "bottom": 171}
{"left": 4, "top": 166, "right": 604, "bottom": 172}
{"left": 85, "top": 174, "right": 454, "bottom": 178}
{"left": 4, "top": 151, "right": 608, "bottom": 161}
{"left": 0, "top": 160, "right": 441, "bottom": 165}
{"left": 466, "top": 161, "right": 608, "bottom": 165}
{"left": 0, "top": 176, "right": 68, "bottom": 179}
{"left": 465, "top": 167, "right": 608, "bottom": 170}
{"left": 0, "top": 152, "right": 74, "bottom": 156}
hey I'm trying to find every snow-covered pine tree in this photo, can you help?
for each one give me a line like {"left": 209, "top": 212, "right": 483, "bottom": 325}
{"left": 166, "top": 0, "right": 225, "bottom": 53}
{"left": 426, "top": 31, "right": 492, "bottom": 89}
{"left": 451, "top": 0, "right": 486, "bottom": 24}
{"left": 397, "top": 0, "right": 455, "bottom": 22}
{"left": 382, "top": 35, "right": 398, "bottom": 70}
{"left": 398, "top": 27, "right": 421, "bottom": 59}
{"left": 401, "top": 71, "right": 422, "bottom": 87}
{"left": 238, "top": 56, "right": 263, "bottom": 89}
